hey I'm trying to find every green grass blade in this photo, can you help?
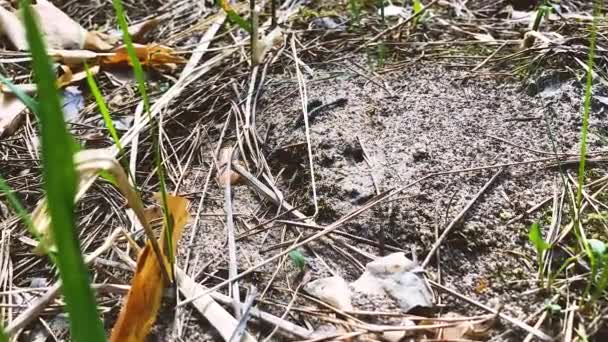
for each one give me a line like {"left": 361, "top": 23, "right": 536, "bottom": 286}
{"left": 576, "top": 2, "right": 599, "bottom": 208}
{"left": 112, "top": 0, "right": 174, "bottom": 270}
{"left": 0, "top": 174, "right": 37, "bottom": 237}
{"left": 84, "top": 63, "right": 123, "bottom": 153}
{"left": 20, "top": 1, "right": 105, "bottom": 341}
{"left": 111, "top": 0, "right": 150, "bottom": 116}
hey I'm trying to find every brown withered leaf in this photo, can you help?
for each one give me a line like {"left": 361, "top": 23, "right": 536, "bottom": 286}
{"left": 110, "top": 194, "right": 190, "bottom": 342}
{"left": 101, "top": 44, "right": 186, "bottom": 70}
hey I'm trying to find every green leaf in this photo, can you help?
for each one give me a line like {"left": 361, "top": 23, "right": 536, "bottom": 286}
{"left": 20, "top": 1, "right": 105, "bottom": 341}
{"left": 215, "top": 0, "right": 252, "bottom": 34}
{"left": 544, "top": 300, "right": 561, "bottom": 313}
{"left": 226, "top": 9, "right": 252, "bottom": 34}
{"left": 289, "top": 250, "right": 306, "bottom": 271}
{"left": 0, "top": 326, "right": 7, "bottom": 342}
{"left": 413, "top": 0, "right": 423, "bottom": 14}
{"left": 529, "top": 222, "right": 550, "bottom": 253}
{"left": 99, "top": 170, "right": 118, "bottom": 186}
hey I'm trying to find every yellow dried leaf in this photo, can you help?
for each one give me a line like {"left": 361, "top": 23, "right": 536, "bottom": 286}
{"left": 110, "top": 194, "right": 189, "bottom": 342}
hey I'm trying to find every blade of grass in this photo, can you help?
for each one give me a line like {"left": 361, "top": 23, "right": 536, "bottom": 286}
{"left": 577, "top": 0, "right": 602, "bottom": 300}
{"left": 0, "top": 174, "right": 36, "bottom": 234}
{"left": 576, "top": 1, "right": 599, "bottom": 208}
{"left": 20, "top": 1, "right": 105, "bottom": 341}
{"left": 112, "top": 0, "right": 174, "bottom": 280}
{"left": 84, "top": 63, "right": 123, "bottom": 153}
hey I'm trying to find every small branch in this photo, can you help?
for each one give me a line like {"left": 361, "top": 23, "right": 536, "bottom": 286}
{"left": 422, "top": 168, "right": 503, "bottom": 268}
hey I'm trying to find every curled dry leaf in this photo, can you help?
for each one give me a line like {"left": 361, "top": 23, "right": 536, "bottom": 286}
{"left": 217, "top": 146, "right": 243, "bottom": 186}
{"left": 101, "top": 44, "right": 186, "bottom": 70}
{"left": 110, "top": 194, "right": 190, "bottom": 342}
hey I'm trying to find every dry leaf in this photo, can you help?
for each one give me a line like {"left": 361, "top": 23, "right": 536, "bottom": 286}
{"left": 0, "top": 6, "right": 27, "bottom": 50}
{"left": 128, "top": 18, "right": 160, "bottom": 44}
{"left": 56, "top": 64, "right": 100, "bottom": 88}
{"left": 110, "top": 194, "right": 189, "bottom": 342}
{"left": 32, "top": 150, "right": 158, "bottom": 254}
{"left": 49, "top": 49, "right": 100, "bottom": 66}
{"left": 19, "top": 0, "right": 87, "bottom": 49}
{"left": 0, "top": 0, "right": 115, "bottom": 51}
{"left": 217, "top": 146, "right": 242, "bottom": 186}
{"left": 84, "top": 31, "right": 116, "bottom": 51}
{"left": 253, "top": 27, "right": 283, "bottom": 65}
{"left": 102, "top": 44, "right": 186, "bottom": 70}
{"left": 0, "top": 83, "right": 37, "bottom": 95}
{"left": 436, "top": 312, "right": 493, "bottom": 341}
{"left": 0, "top": 92, "right": 27, "bottom": 137}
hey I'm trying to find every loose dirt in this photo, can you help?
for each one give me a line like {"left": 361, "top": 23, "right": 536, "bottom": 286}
{"left": 174, "top": 61, "right": 608, "bottom": 340}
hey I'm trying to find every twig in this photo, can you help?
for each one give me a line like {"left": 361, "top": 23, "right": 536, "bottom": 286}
{"left": 472, "top": 41, "right": 508, "bottom": 72}
{"left": 291, "top": 35, "right": 319, "bottom": 217}
{"left": 422, "top": 168, "right": 504, "bottom": 268}
{"left": 221, "top": 145, "right": 241, "bottom": 318}
{"left": 228, "top": 287, "right": 257, "bottom": 342}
